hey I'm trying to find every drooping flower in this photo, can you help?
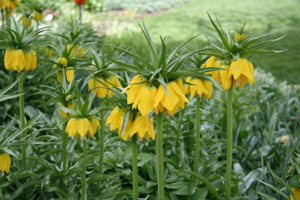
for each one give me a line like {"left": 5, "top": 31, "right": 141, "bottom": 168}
{"left": 154, "top": 81, "right": 189, "bottom": 116}
{"left": 0, "top": 0, "right": 19, "bottom": 12}
{"left": 219, "top": 64, "right": 231, "bottom": 90}
{"left": 281, "top": 136, "right": 289, "bottom": 145}
{"left": 0, "top": 153, "right": 11, "bottom": 173}
{"left": 201, "top": 56, "right": 217, "bottom": 75}
{"left": 66, "top": 67, "right": 74, "bottom": 82}
{"left": 291, "top": 188, "right": 300, "bottom": 200}
{"left": 228, "top": 58, "right": 254, "bottom": 88}
{"left": 58, "top": 57, "right": 68, "bottom": 67}
{"left": 65, "top": 117, "right": 100, "bottom": 138}
{"left": 106, "top": 106, "right": 155, "bottom": 141}
{"left": 33, "top": 11, "right": 43, "bottom": 22}
{"left": 129, "top": 114, "right": 155, "bottom": 140}
{"left": 24, "top": 51, "right": 37, "bottom": 71}
{"left": 19, "top": 16, "right": 32, "bottom": 26}
{"left": 106, "top": 75, "right": 122, "bottom": 98}
{"left": 132, "top": 85, "right": 157, "bottom": 116}
{"left": 202, "top": 81, "right": 213, "bottom": 99}
{"left": 122, "top": 75, "right": 148, "bottom": 105}
{"left": 185, "top": 77, "right": 208, "bottom": 98}
{"left": 88, "top": 75, "right": 121, "bottom": 99}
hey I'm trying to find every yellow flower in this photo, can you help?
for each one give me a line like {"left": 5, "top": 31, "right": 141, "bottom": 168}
{"left": 106, "top": 107, "right": 155, "bottom": 141}
{"left": 58, "top": 102, "right": 75, "bottom": 119}
{"left": 57, "top": 71, "right": 63, "bottom": 84}
{"left": 154, "top": 81, "right": 189, "bottom": 116}
{"left": 66, "top": 67, "right": 74, "bottom": 82}
{"left": 0, "top": 0, "right": 19, "bottom": 11}
{"left": 291, "top": 188, "right": 300, "bottom": 200}
{"left": 132, "top": 85, "right": 157, "bottom": 116}
{"left": 45, "top": 47, "right": 53, "bottom": 57}
{"left": 122, "top": 75, "right": 148, "bottom": 105}
{"left": 219, "top": 64, "right": 231, "bottom": 90}
{"left": 201, "top": 56, "right": 217, "bottom": 75}
{"left": 24, "top": 50, "right": 37, "bottom": 71}
{"left": 65, "top": 117, "right": 100, "bottom": 138}
{"left": 106, "top": 106, "right": 125, "bottom": 131}
{"left": 281, "top": 136, "right": 289, "bottom": 145}
{"left": 129, "top": 115, "right": 155, "bottom": 140}
{"left": 0, "top": 153, "right": 11, "bottom": 173}
{"left": 19, "top": 16, "right": 32, "bottom": 26}
{"left": 229, "top": 58, "right": 254, "bottom": 88}
{"left": 33, "top": 11, "right": 43, "bottom": 22}
{"left": 96, "top": 78, "right": 108, "bottom": 99}
{"left": 106, "top": 75, "right": 122, "bottom": 98}
{"left": 185, "top": 77, "right": 208, "bottom": 98}
{"left": 202, "top": 81, "right": 213, "bottom": 99}
{"left": 4, "top": 49, "right": 26, "bottom": 72}
{"left": 58, "top": 57, "right": 68, "bottom": 67}
{"left": 211, "top": 59, "right": 223, "bottom": 84}
{"left": 67, "top": 45, "right": 84, "bottom": 57}
{"left": 235, "top": 33, "right": 245, "bottom": 41}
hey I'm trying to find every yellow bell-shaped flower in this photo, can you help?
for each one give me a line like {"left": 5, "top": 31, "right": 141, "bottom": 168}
{"left": 65, "top": 117, "right": 100, "bottom": 138}
{"left": 129, "top": 115, "right": 155, "bottom": 140}
{"left": 0, "top": 153, "right": 11, "bottom": 173}
{"left": 66, "top": 67, "right": 74, "bottom": 82}
{"left": 132, "top": 85, "right": 157, "bottom": 116}
{"left": 33, "top": 11, "right": 43, "bottom": 22}
{"left": 122, "top": 75, "right": 148, "bottom": 104}
{"left": 229, "top": 58, "right": 254, "bottom": 88}
{"left": 4, "top": 49, "right": 26, "bottom": 71}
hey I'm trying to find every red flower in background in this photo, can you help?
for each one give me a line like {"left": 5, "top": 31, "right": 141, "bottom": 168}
{"left": 73, "top": 0, "right": 85, "bottom": 5}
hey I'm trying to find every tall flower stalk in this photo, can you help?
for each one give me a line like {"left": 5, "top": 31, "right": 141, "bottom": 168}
{"left": 201, "top": 13, "right": 284, "bottom": 199}
{"left": 19, "top": 72, "right": 25, "bottom": 168}
{"left": 103, "top": 19, "right": 219, "bottom": 199}
{"left": 225, "top": 87, "right": 233, "bottom": 199}
{"left": 0, "top": 18, "right": 47, "bottom": 168}
{"left": 131, "top": 134, "right": 138, "bottom": 200}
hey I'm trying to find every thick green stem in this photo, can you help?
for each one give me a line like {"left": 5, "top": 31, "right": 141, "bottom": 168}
{"left": 132, "top": 135, "right": 138, "bottom": 200}
{"left": 81, "top": 139, "right": 87, "bottom": 200}
{"left": 98, "top": 101, "right": 105, "bottom": 186}
{"left": 156, "top": 112, "right": 164, "bottom": 200}
{"left": 175, "top": 109, "right": 184, "bottom": 163}
{"left": 5, "top": 8, "right": 10, "bottom": 28}
{"left": 193, "top": 97, "right": 201, "bottom": 182}
{"left": 19, "top": 72, "right": 26, "bottom": 168}
{"left": 62, "top": 123, "right": 67, "bottom": 192}
{"left": 225, "top": 87, "right": 233, "bottom": 200}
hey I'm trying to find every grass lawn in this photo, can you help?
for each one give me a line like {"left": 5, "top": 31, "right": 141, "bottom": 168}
{"left": 85, "top": 0, "right": 300, "bottom": 84}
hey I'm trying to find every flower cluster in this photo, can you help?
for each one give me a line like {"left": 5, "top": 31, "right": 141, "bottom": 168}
{"left": 0, "top": 153, "right": 11, "bottom": 173}
{"left": 106, "top": 106, "right": 155, "bottom": 141}
{"left": 0, "top": 0, "right": 19, "bottom": 16}
{"left": 202, "top": 56, "right": 254, "bottom": 90}
{"left": 123, "top": 75, "right": 188, "bottom": 116}
{"left": 4, "top": 49, "right": 37, "bottom": 72}
{"left": 65, "top": 117, "right": 100, "bottom": 138}
{"left": 88, "top": 75, "right": 121, "bottom": 99}
{"left": 185, "top": 77, "right": 213, "bottom": 99}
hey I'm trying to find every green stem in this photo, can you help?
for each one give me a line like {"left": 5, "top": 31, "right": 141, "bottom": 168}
{"left": 175, "top": 109, "right": 184, "bottom": 163}
{"left": 19, "top": 72, "right": 26, "bottom": 168}
{"left": 132, "top": 135, "right": 138, "bottom": 200}
{"left": 81, "top": 139, "right": 87, "bottom": 200}
{"left": 156, "top": 112, "right": 164, "bottom": 200}
{"left": 225, "top": 87, "right": 233, "bottom": 200}
{"left": 98, "top": 100, "right": 105, "bottom": 186}
{"left": 1, "top": 9, "right": 4, "bottom": 28}
{"left": 62, "top": 123, "right": 67, "bottom": 192}
{"left": 79, "top": 5, "right": 82, "bottom": 24}
{"left": 193, "top": 97, "right": 201, "bottom": 182}
{"left": 5, "top": 8, "right": 10, "bottom": 28}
